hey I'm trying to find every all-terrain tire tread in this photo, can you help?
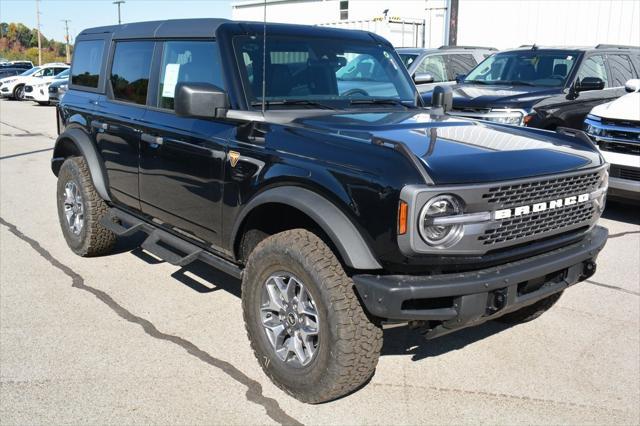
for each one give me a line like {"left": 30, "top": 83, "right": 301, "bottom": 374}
{"left": 58, "top": 156, "right": 116, "bottom": 256}
{"left": 242, "top": 229, "right": 383, "bottom": 403}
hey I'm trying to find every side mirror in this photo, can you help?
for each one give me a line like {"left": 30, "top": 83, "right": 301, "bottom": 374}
{"left": 455, "top": 73, "right": 466, "bottom": 83}
{"left": 575, "top": 77, "right": 605, "bottom": 92}
{"left": 431, "top": 85, "right": 453, "bottom": 113}
{"left": 625, "top": 78, "right": 640, "bottom": 93}
{"left": 414, "top": 73, "right": 434, "bottom": 84}
{"left": 175, "top": 82, "right": 229, "bottom": 119}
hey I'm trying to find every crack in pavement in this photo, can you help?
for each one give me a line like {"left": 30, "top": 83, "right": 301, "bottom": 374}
{"left": 371, "top": 383, "right": 627, "bottom": 414}
{"left": 608, "top": 230, "right": 640, "bottom": 239}
{"left": 0, "top": 217, "right": 303, "bottom": 426}
{"left": 0, "top": 120, "right": 55, "bottom": 140}
{"left": 586, "top": 279, "right": 640, "bottom": 296}
{"left": 0, "top": 147, "right": 54, "bottom": 160}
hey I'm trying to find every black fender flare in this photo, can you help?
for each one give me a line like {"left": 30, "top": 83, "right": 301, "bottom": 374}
{"left": 231, "top": 186, "right": 382, "bottom": 270}
{"left": 51, "top": 127, "right": 111, "bottom": 202}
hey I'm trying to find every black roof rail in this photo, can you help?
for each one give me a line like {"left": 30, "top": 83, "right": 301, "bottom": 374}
{"left": 595, "top": 44, "right": 639, "bottom": 49}
{"left": 438, "top": 45, "right": 497, "bottom": 51}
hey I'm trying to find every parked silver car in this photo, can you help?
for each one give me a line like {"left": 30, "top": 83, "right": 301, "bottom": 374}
{"left": 397, "top": 46, "right": 496, "bottom": 92}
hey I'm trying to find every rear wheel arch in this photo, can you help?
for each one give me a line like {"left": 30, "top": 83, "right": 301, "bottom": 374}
{"left": 232, "top": 186, "right": 382, "bottom": 271}
{"left": 52, "top": 128, "right": 111, "bottom": 202}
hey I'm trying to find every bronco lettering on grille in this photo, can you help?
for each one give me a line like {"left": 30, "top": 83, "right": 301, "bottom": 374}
{"left": 493, "top": 193, "right": 590, "bottom": 220}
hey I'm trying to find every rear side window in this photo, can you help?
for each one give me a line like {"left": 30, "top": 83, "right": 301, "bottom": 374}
{"left": 71, "top": 40, "right": 104, "bottom": 88}
{"left": 110, "top": 41, "right": 154, "bottom": 105}
{"left": 446, "top": 54, "right": 477, "bottom": 79}
{"left": 157, "top": 40, "right": 224, "bottom": 110}
{"left": 608, "top": 54, "right": 636, "bottom": 87}
{"left": 577, "top": 55, "right": 609, "bottom": 87}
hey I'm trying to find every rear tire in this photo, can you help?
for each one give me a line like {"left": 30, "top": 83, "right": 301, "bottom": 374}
{"left": 56, "top": 156, "right": 116, "bottom": 256}
{"left": 495, "top": 291, "right": 563, "bottom": 324}
{"left": 242, "top": 229, "right": 382, "bottom": 403}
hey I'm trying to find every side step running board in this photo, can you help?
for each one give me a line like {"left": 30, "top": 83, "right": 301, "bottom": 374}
{"left": 100, "top": 208, "right": 243, "bottom": 279}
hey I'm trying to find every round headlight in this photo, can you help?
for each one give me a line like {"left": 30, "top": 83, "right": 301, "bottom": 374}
{"left": 418, "top": 195, "right": 464, "bottom": 248}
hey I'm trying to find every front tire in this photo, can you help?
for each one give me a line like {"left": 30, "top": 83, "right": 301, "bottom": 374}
{"left": 13, "top": 84, "right": 25, "bottom": 100}
{"left": 242, "top": 229, "right": 382, "bottom": 403}
{"left": 56, "top": 156, "right": 116, "bottom": 256}
{"left": 37, "top": 101, "right": 50, "bottom": 106}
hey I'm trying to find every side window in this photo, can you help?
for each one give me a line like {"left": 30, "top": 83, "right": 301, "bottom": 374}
{"left": 416, "top": 55, "right": 447, "bottom": 82}
{"left": 446, "top": 54, "right": 477, "bottom": 79}
{"left": 42, "top": 68, "right": 56, "bottom": 77}
{"left": 576, "top": 55, "right": 609, "bottom": 87}
{"left": 110, "top": 41, "right": 154, "bottom": 105}
{"left": 608, "top": 54, "right": 636, "bottom": 87}
{"left": 157, "top": 40, "right": 225, "bottom": 110}
{"left": 71, "top": 40, "right": 104, "bottom": 88}
{"left": 54, "top": 67, "right": 67, "bottom": 75}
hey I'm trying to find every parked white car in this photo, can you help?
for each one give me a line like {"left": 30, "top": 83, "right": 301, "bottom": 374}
{"left": 585, "top": 79, "right": 640, "bottom": 203}
{"left": 0, "top": 63, "right": 68, "bottom": 100}
{"left": 24, "top": 68, "right": 69, "bottom": 105}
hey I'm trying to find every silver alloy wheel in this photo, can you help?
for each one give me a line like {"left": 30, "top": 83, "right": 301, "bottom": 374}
{"left": 63, "top": 181, "right": 84, "bottom": 235}
{"left": 15, "top": 85, "right": 24, "bottom": 100}
{"left": 260, "top": 273, "right": 320, "bottom": 367}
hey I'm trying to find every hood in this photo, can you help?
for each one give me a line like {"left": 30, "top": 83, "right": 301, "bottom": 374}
{"left": 291, "top": 110, "right": 602, "bottom": 185}
{"left": 590, "top": 92, "right": 640, "bottom": 122}
{"left": 423, "top": 83, "right": 562, "bottom": 110}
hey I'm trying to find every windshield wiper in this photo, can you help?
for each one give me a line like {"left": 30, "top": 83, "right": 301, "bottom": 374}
{"left": 349, "top": 99, "right": 415, "bottom": 109}
{"left": 496, "top": 80, "right": 537, "bottom": 86}
{"left": 463, "top": 79, "right": 491, "bottom": 85}
{"left": 251, "top": 100, "right": 335, "bottom": 110}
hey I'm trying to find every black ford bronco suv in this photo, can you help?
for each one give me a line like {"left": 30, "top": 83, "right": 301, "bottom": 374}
{"left": 52, "top": 19, "right": 608, "bottom": 403}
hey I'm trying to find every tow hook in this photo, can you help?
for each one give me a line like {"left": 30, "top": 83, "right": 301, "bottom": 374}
{"left": 486, "top": 288, "right": 508, "bottom": 315}
{"left": 582, "top": 260, "right": 597, "bottom": 279}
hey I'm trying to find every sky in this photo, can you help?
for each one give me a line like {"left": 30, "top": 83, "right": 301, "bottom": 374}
{"left": 0, "top": 0, "right": 232, "bottom": 43}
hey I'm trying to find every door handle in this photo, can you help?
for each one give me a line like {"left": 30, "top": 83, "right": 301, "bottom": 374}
{"left": 141, "top": 133, "right": 163, "bottom": 146}
{"left": 90, "top": 120, "right": 108, "bottom": 131}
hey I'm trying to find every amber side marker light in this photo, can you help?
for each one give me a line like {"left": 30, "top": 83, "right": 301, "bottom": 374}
{"left": 523, "top": 114, "right": 534, "bottom": 126}
{"left": 398, "top": 201, "right": 408, "bottom": 235}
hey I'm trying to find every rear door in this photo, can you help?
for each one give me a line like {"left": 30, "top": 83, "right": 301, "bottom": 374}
{"left": 138, "top": 39, "right": 232, "bottom": 247}
{"left": 444, "top": 53, "right": 478, "bottom": 81}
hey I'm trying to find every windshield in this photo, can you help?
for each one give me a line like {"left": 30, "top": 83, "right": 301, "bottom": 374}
{"left": 464, "top": 51, "right": 578, "bottom": 87}
{"left": 20, "top": 67, "right": 40, "bottom": 76}
{"left": 399, "top": 53, "right": 419, "bottom": 69}
{"left": 233, "top": 36, "right": 417, "bottom": 109}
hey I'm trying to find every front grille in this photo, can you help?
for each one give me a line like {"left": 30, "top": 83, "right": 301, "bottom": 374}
{"left": 482, "top": 172, "right": 600, "bottom": 207}
{"left": 611, "top": 164, "right": 640, "bottom": 182}
{"left": 479, "top": 202, "right": 594, "bottom": 245}
{"left": 49, "top": 86, "right": 58, "bottom": 93}
{"left": 598, "top": 140, "right": 640, "bottom": 156}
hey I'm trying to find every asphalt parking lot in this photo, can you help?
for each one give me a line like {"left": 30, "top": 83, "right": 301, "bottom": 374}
{"left": 0, "top": 99, "right": 638, "bottom": 425}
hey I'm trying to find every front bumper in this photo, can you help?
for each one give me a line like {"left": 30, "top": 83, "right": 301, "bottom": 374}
{"left": 353, "top": 226, "right": 608, "bottom": 337}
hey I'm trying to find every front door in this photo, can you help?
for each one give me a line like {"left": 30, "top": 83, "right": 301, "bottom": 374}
{"left": 138, "top": 40, "right": 231, "bottom": 247}
{"left": 563, "top": 54, "right": 624, "bottom": 128}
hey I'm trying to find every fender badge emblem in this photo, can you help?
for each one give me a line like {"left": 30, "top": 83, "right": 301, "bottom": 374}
{"left": 229, "top": 151, "right": 240, "bottom": 167}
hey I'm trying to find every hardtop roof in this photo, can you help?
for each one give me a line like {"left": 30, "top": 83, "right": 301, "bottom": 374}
{"left": 76, "top": 18, "right": 385, "bottom": 44}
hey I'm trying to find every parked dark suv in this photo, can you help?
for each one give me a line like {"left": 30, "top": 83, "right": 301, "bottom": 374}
{"left": 53, "top": 19, "right": 608, "bottom": 403}
{"left": 422, "top": 45, "right": 640, "bottom": 129}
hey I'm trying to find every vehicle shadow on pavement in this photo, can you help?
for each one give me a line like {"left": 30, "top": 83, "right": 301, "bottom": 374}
{"left": 114, "top": 232, "right": 242, "bottom": 296}
{"left": 381, "top": 321, "right": 513, "bottom": 361}
{"left": 602, "top": 201, "right": 640, "bottom": 225}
